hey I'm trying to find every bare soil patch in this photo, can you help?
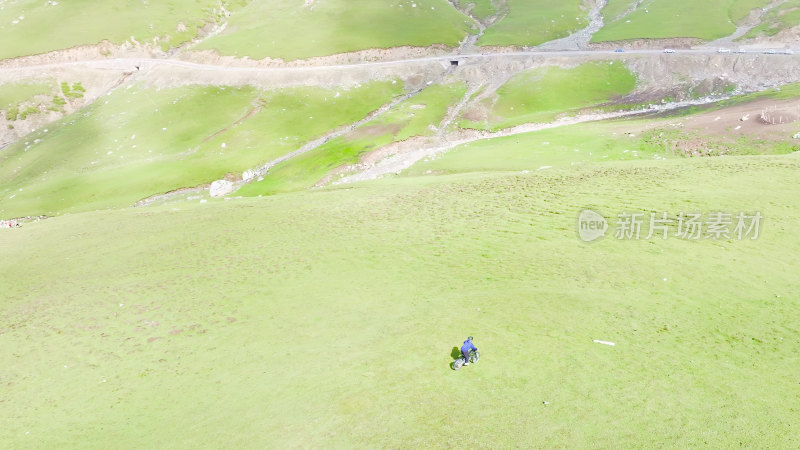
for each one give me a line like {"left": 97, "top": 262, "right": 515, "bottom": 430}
{"left": 348, "top": 123, "right": 405, "bottom": 139}
{"left": 685, "top": 98, "right": 800, "bottom": 138}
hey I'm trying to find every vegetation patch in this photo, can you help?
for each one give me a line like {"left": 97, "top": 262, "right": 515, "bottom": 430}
{"left": 593, "top": 0, "right": 772, "bottom": 42}
{"left": 478, "top": 0, "right": 587, "bottom": 47}
{"left": 0, "top": 0, "right": 232, "bottom": 60}
{"left": 455, "top": 0, "right": 498, "bottom": 21}
{"left": 0, "top": 81, "right": 53, "bottom": 112}
{"left": 239, "top": 82, "right": 466, "bottom": 195}
{"left": 0, "top": 82, "right": 402, "bottom": 217}
{"left": 460, "top": 62, "right": 637, "bottom": 131}
{"left": 195, "top": 0, "right": 473, "bottom": 61}
{"left": 2, "top": 154, "right": 799, "bottom": 447}
{"left": 408, "top": 120, "right": 669, "bottom": 176}
{"left": 743, "top": 0, "right": 800, "bottom": 38}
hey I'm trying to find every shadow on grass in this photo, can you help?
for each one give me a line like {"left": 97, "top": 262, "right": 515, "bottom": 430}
{"left": 450, "top": 346, "right": 461, "bottom": 360}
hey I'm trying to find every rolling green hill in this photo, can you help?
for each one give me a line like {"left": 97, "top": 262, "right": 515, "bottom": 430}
{"left": 0, "top": 1, "right": 790, "bottom": 62}
{"left": 477, "top": 0, "right": 588, "bottom": 47}
{"left": 0, "top": 81, "right": 402, "bottom": 217}
{"left": 594, "top": 0, "right": 771, "bottom": 42}
{"left": 195, "top": 0, "right": 474, "bottom": 61}
{"left": 2, "top": 152, "right": 799, "bottom": 447}
{"left": 2, "top": 1, "right": 800, "bottom": 447}
{"left": 0, "top": 0, "right": 229, "bottom": 60}
{"left": 459, "top": 61, "right": 637, "bottom": 131}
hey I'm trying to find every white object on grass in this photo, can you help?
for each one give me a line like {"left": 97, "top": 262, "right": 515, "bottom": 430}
{"left": 593, "top": 340, "right": 615, "bottom": 346}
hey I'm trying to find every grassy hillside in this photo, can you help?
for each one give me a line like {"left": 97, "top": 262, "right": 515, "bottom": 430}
{"left": 0, "top": 0, "right": 474, "bottom": 61}
{"left": 593, "top": 0, "right": 772, "bottom": 42}
{"left": 409, "top": 121, "right": 671, "bottom": 176}
{"left": 478, "top": 0, "right": 588, "bottom": 47}
{"left": 0, "top": 81, "right": 403, "bottom": 217}
{"left": 194, "top": 0, "right": 474, "bottom": 61}
{"left": 239, "top": 82, "right": 466, "bottom": 195}
{"left": 0, "top": 0, "right": 228, "bottom": 60}
{"left": 2, "top": 152, "right": 799, "bottom": 447}
{"left": 3, "top": 0, "right": 785, "bottom": 61}
{"left": 460, "top": 61, "right": 637, "bottom": 131}
{"left": 0, "top": 81, "right": 54, "bottom": 111}
{"left": 455, "top": 0, "right": 498, "bottom": 21}
{"left": 601, "top": 0, "right": 638, "bottom": 22}
{"left": 409, "top": 118, "right": 798, "bottom": 176}
{"left": 742, "top": 0, "right": 800, "bottom": 39}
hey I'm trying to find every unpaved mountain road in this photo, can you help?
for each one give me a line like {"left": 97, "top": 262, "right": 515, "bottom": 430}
{"left": 1, "top": 47, "right": 796, "bottom": 75}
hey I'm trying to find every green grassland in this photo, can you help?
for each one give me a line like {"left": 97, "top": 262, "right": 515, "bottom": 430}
{"left": 0, "top": 80, "right": 78, "bottom": 121}
{"left": 239, "top": 82, "right": 466, "bottom": 195}
{"left": 593, "top": 0, "right": 772, "bottom": 42}
{"left": 0, "top": 81, "right": 54, "bottom": 111}
{"left": 409, "top": 119, "right": 798, "bottom": 177}
{"left": 455, "top": 0, "right": 497, "bottom": 21}
{"left": 460, "top": 61, "right": 637, "bottom": 131}
{"left": 0, "top": 0, "right": 228, "bottom": 60}
{"left": 0, "top": 81, "right": 402, "bottom": 217}
{"left": 743, "top": 0, "right": 800, "bottom": 38}
{"left": 477, "top": 0, "right": 588, "bottom": 47}
{"left": 601, "top": 0, "right": 638, "bottom": 22}
{"left": 409, "top": 121, "right": 671, "bottom": 176}
{"left": 2, "top": 151, "right": 799, "bottom": 447}
{"left": 195, "top": 0, "right": 473, "bottom": 61}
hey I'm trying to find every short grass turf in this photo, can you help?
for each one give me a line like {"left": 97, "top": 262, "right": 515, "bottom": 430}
{"left": 477, "top": 0, "right": 588, "bottom": 47}
{"left": 0, "top": 0, "right": 227, "bottom": 60}
{"left": 460, "top": 61, "right": 636, "bottom": 131}
{"left": 239, "top": 82, "right": 466, "bottom": 196}
{"left": 742, "top": 0, "right": 800, "bottom": 39}
{"left": 409, "top": 120, "right": 674, "bottom": 176}
{"left": 601, "top": 0, "right": 639, "bottom": 22}
{"left": 1, "top": 153, "right": 800, "bottom": 447}
{"left": 455, "top": 0, "right": 497, "bottom": 21}
{"left": 0, "top": 81, "right": 402, "bottom": 218}
{"left": 194, "top": 0, "right": 474, "bottom": 61}
{"left": 410, "top": 119, "right": 798, "bottom": 178}
{"left": 0, "top": 81, "right": 54, "bottom": 111}
{"left": 593, "top": 0, "right": 773, "bottom": 42}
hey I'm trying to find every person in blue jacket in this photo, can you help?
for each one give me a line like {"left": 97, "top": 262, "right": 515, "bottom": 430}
{"left": 460, "top": 336, "right": 477, "bottom": 365}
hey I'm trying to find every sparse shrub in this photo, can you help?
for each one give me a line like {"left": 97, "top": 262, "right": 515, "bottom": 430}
{"left": 19, "top": 106, "right": 40, "bottom": 120}
{"left": 61, "top": 82, "right": 84, "bottom": 99}
{"left": 6, "top": 106, "right": 19, "bottom": 121}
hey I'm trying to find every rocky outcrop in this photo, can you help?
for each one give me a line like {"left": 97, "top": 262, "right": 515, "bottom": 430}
{"left": 209, "top": 180, "right": 235, "bottom": 197}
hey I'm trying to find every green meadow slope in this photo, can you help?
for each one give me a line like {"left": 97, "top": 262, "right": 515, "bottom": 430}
{"left": 0, "top": 0, "right": 475, "bottom": 61}
{"left": 594, "top": 0, "right": 772, "bottom": 42}
{"left": 0, "top": 0, "right": 228, "bottom": 60}
{"left": 2, "top": 153, "right": 799, "bottom": 447}
{"left": 1, "top": 1, "right": 791, "bottom": 62}
{"left": 477, "top": 0, "right": 588, "bottom": 47}
{"left": 239, "top": 82, "right": 466, "bottom": 195}
{"left": 0, "top": 81, "right": 402, "bottom": 217}
{"left": 3, "top": 2, "right": 800, "bottom": 446}
{"left": 195, "top": 0, "right": 474, "bottom": 60}
{"left": 459, "top": 61, "right": 637, "bottom": 131}
{"left": 742, "top": 0, "right": 800, "bottom": 39}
